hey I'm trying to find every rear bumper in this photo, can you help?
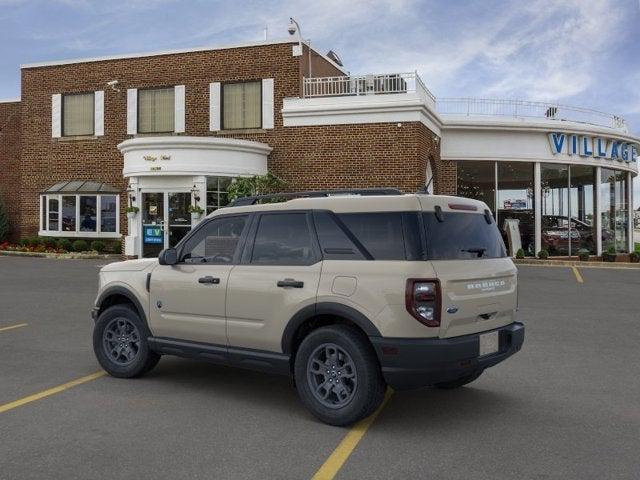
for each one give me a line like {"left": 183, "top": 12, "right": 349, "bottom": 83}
{"left": 370, "top": 322, "right": 524, "bottom": 390}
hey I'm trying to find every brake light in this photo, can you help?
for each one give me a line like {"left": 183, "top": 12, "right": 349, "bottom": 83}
{"left": 405, "top": 279, "right": 441, "bottom": 327}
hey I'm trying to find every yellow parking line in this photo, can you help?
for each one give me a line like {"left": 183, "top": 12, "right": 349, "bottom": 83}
{"left": 571, "top": 266, "right": 584, "bottom": 283}
{"left": 0, "top": 323, "right": 28, "bottom": 333}
{"left": 312, "top": 388, "right": 394, "bottom": 480}
{"left": 0, "top": 371, "right": 106, "bottom": 414}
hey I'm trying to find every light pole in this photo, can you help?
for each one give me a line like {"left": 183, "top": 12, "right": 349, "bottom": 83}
{"left": 288, "top": 17, "right": 312, "bottom": 79}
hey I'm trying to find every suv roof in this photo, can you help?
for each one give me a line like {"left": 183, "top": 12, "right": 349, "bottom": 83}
{"left": 214, "top": 190, "right": 490, "bottom": 216}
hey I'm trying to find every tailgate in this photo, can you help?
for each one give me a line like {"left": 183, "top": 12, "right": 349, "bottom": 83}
{"left": 431, "top": 258, "right": 517, "bottom": 338}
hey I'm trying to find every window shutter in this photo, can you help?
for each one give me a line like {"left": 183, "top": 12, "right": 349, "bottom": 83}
{"left": 174, "top": 85, "right": 185, "bottom": 133}
{"left": 51, "top": 94, "right": 61, "bottom": 138}
{"left": 262, "top": 78, "right": 274, "bottom": 129}
{"left": 94, "top": 90, "right": 104, "bottom": 136}
{"left": 209, "top": 82, "right": 221, "bottom": 131}
{"left": 127, "top": 88, "right": 137, "bottom": 135}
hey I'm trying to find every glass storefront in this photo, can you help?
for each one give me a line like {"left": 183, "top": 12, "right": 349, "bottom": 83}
{"left": 456, "top": 160, "right": 631, "bottom": 256}
{"left": 601, "top": 168, "right": 629, "bottom": 253}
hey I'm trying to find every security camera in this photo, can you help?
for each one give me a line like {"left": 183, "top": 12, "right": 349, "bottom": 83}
{"left": 106, "top": 80, "right": 120, "bottom": 92}
{"left": 287, "top": 23, "right": 297, "bottom": 35}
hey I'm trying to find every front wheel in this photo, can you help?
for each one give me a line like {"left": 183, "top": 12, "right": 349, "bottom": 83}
{"left": 294, "top": 325, "right": 386, "bottom": 426}
{"left": 93, "top": 304, "right": 160, "bottom": 378}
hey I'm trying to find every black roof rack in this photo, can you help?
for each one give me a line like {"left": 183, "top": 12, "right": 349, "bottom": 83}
{"left": 226, "top": 188, "right": 403, "bottom": 207}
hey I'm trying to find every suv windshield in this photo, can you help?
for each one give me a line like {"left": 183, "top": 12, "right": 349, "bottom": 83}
{"left": 423, "top": 212, "right": 507, "bottom": 260}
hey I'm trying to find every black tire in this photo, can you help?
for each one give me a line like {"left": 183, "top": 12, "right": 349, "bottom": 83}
{"left": 294, "top": 325, "right": 386, "bottom": 427}
{"left": 434, "top": 370, "right": 483, "bottom": 389}
{"left": 93, "top": 304, "right": 160, "bottom": 378}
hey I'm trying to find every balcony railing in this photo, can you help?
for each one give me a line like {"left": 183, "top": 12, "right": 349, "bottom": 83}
{"left": 303, "top": 72, "right": 436, "bottom": 104}
{"left": 436, "top": 97, "right": 627, "bottom": 131}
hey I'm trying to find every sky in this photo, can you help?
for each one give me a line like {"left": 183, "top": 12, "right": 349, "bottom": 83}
{"left": 1, "top": 0, "right": 639, "bottom": 202}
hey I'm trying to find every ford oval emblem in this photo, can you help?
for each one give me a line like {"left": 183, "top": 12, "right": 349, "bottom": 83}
{"left": 446, "top": 306, "right": 459, "bottom": 314}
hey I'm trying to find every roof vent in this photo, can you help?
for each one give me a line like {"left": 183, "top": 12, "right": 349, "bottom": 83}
{"left": 326, "top": 50, "right": 344, "bottom": 67}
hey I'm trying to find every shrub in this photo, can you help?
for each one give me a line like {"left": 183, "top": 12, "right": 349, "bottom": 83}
{"left": 603, "top": 245, "right": 617, "bottom": 262}
{"left": 606, "top": 245, "right": 616, "bottom": 255}
{"left": 57, "top": 238, "right": 73, "bottom": 252}
{"left": 537, "top": 249, "right": 549, "bottom": 260}
{"left": 515, "top": 248, "right": 525, "bottom": 259}
{"left": 27, "top": 236, "right": 41, "bottom": 247}
{"left": 90, "top": 240, "right": 106, "bottom": 253}
{"left": 40, "top": 237, "right": 57, "bottom": 249}
{"left": 72, "top": 239, "right": 89, "bottom": 252}
{"left": 111, "top": 239, "right": 122, "bottom": 254}
{"left": 629, "top": 251, "right": 640, "bottom": 263}
{"left": 0, "top": 194, "right": 9, "bottom": 242}
{"left": 19, "top": 238, "right": 29, "bottom": 247}
{"left": 577, "top": 249, "right": 590, "bottom": 261}
{"left": 227, "top": 172, "right": 287, "bottom": 202}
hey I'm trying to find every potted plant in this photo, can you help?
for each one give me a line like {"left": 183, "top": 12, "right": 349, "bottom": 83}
{"left": 603, "top": 245, "right": 617, "bottom": 262}
{"left": 537, "top": 249, "right": 549, "bottom": 260}
{"left": 577, "top": 248, "right": 590, "bottom": 262}
{"left": 515, "top": 248, "right": 525, "bottom": 259}
{"left": 125, "top": 206, "right": 139, "bottom": 220}
{"left": 188, "top": 205, "right": 204, "bottom": 220}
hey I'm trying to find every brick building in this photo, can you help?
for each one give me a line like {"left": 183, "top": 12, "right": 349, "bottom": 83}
{"left": 0, "top": 38, "right": 638, "bottom": 258}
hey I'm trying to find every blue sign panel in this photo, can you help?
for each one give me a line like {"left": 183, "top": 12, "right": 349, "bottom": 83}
{"left": 144, "top": 226, "right": 163, "bottom": 244}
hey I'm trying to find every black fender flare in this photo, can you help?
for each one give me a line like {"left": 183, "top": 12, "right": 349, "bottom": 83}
{"left": 95, "top": 286, "right": 149, "bottom": 327}
{"left": 281, "top": 302, "right": 381, "bottom": 354}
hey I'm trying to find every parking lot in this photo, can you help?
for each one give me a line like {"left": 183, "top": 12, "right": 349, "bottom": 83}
{"left": 0, "top": 256, "right": 639, "bottom": 479}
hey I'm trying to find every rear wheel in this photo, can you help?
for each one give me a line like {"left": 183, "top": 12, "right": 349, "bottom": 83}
{"left": 93, "top": 304, "right": 160, "bottom": 378}
{"left": 434, "top": 371, "right": 483, "bottom": 389}
{"left": 294, "top": 325, "right": 386, "bottom": 426}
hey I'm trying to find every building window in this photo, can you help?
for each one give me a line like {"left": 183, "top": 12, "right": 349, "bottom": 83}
{"left": 40, "top": 194, "right": 120, "bottom": 237}
{"left": 138, "top": 87, "right": 175, "bottom": 133}
{"left": 601, "top": 168, "right": 628, "bottom": 253}
{"left": 497, "top": 162, "right": 535, "bottom": 255}
{"left": 206, "top": 176, "right": 233, "bottom": 214}
{"left": 456, "top": 161, "right": 496, "bottom": 213}
{"left": 62, "top": 92, "right": 94, "bottom": 136}
{"left": 223, "top": 81, "right": 261, "bottom": 129}
{"left": 569, "top": 165, "right": 596, "bottom": 254}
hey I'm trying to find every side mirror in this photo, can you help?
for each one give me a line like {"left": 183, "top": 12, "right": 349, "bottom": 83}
{"left": 158, "top": 248, "right": 178, "bottom": 266}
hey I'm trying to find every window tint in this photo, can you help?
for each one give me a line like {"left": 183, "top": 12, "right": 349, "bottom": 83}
{"left": 337, "top": 213, "right": 406, "bottom": 260}
{"left": 313, "top": 211, "right": 365, "bottom": 260}
{"left": 423, "top": 212, "right": 506, "bottom": 260}
{"left": 251, "top": 213, "right": 315, "bottom": 265}
{"left": 181, "top": 215, "right": 247, "bottom": 264}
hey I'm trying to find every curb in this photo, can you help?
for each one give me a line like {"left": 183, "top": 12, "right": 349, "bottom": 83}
{"left": 513, "top": 259, "right": 640, "bottom": 269}
{"left": 0, "top": 250, "right": 122, "bottom": 260}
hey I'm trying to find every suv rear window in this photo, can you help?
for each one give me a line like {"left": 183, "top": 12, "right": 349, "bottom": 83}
{"left": 423, "top": 212, "right": 506, "bottom": 260}
{"left": 337, "top": 213, "right": 406, "bottom": 260}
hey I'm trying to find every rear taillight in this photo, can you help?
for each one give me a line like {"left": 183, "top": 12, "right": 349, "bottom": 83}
{"left": 405, "top": 279, "right": 441, "bottom": 327}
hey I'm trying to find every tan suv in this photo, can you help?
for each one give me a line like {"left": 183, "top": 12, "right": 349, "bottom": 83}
{"left": 92, "top": 189, "right": 524, "bottom": 426}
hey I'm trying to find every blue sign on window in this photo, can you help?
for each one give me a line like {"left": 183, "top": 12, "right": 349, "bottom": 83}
{"left": 144, "top": 226, "right": 163, "bottom": 244}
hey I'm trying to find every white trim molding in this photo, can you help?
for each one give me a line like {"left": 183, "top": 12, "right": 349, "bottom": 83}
{"left": 127, "top": 88, "right": 138, "bottom": 135}
{"left": 118, "top": 136, "right": 271, "bottom": 178}
{"left": 94, "top": 90, "right": 104, "bottom": 136}
{"left": 174, "top": 85, "right": 186, "bottom": 133}
{"left": 262, "top": 78, "right": 275, "bottom": 129}
{"left": 51, "top": 94, "right": 61, "bottom": 138}
{"left": 209, "top": 82, "right": 221, "bottom": 132}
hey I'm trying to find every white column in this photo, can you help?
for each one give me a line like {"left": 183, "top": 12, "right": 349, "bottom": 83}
{"left": 534, "top": 162, "right": 541, "bottom": 255}
{"left": 124, "top": 177, "right": 140, "bottom": 257}
{"left": 595, "top": 167, "right": 602, "bottom": 256}
{"left": 628, "top": 171, "right": 634, "bottom": 253}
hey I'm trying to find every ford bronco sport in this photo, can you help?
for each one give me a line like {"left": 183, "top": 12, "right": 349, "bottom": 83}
{"left": 92, "top": 189, "right": 524, "bottom": 426}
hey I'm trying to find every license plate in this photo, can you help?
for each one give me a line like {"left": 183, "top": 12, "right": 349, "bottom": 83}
{"left": 479, "top": 331, "right": 499, "bottom": 357}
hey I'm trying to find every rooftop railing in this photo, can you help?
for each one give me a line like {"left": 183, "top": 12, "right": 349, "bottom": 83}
{"left": 301, "top": 73, "right": 627, "bottom": 132}
{"left": 303, "top": 72, "right": 436, "bottom": 104}
{"left": 436, "top": 97, "right": 627, "bottom": 131}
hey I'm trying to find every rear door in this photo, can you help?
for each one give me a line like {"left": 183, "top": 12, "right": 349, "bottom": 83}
{"left": 422, "top": 209, "right": 517, "bottom": 338}
{"left": 226, "top": 211, "right": 322, "bottom": 352}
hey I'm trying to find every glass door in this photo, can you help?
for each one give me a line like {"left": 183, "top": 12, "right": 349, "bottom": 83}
{"left": 168, "top": 193, "right": 191, "bottom": 248}
{"left": 142, "top": 193, "right": 165, "bottom": 258}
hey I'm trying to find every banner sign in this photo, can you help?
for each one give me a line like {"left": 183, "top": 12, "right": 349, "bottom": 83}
{"left": 143, "top": 226, "right": 163, "bottom": 244}
{"left": 548, "top": 132, "right": 638, "bottom": 163}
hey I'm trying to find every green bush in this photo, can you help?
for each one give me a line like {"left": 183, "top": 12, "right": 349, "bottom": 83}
{"left": 227, "top": 172, "right": 287, "bottom": 203}
{"left": 629, "top": 251, "right": 640, "bottom": 263}
{"left": 111, "top": 239, "right": 122, "bottom": 254}
{"left": 57, "top": 238, "right": 73, "bottom": 252}
{"left": 72, "top": 239, "right": 89, "bottom": 252}
{"left": 515, "top": 248, "right": 525, "bottom": 259}
{"left": 537, "top": 249, "right": 549, "bottom": 260}
{"left": 19, "top": 238, "right": 29, "bottom": 247}
{"left": 40, "top": 237, "right": 57, "bottom": 249}
{"left": 91, "top": 240, "right": 106, "bottom": 253}
{"left": 577, "top": 249, "right": 590, "bottom": 261}
{"left": 27, "top": 236, "right": 41, "bottom": 247}
{"left": 0, "top": 194, "right": 9, "bottom": 242}
{"left": 606, "top": 245, "right": 616, "bottom": 255}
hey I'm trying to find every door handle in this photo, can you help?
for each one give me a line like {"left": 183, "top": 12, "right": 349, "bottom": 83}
{"left": 198, "top": 276, "right": 220, "bottom": 285}
{"left": 277, "top": 279, "right": 304, "bottom": 288}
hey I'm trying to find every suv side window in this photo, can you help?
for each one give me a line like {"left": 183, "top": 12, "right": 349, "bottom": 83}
{"left": 250, "top": 213, "right": 317, "bottom": 265}
{"left": 180, "top": 215, "right": 248, "bottom": 264}
{"left": 313, "top": 211, "right": 366, "bottom": 260}
{"left": 337, "top": 212, "right": 407, "bottom": 260}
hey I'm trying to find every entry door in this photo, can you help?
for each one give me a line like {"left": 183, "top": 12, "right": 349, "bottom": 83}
{"left": 148, "top": 214, "right": 250, "bottom": 345}
{"left": 226, "top": 212, "right": 322, "bottom": 352}
{"left": 141, "top": 192, "right": 191, "bottom": 258}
